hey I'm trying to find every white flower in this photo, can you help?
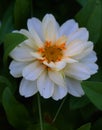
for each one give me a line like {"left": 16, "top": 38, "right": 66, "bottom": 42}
{"left": 9, "top": 14, "right": 98, "bottom": 100}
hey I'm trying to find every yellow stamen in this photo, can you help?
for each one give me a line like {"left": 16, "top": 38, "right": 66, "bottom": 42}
{"left": 38, "top": 37, "right": 67, "bottom": 63}
{"left": 59, "top": 43, "right": 66, "bottom": 50}
{"left": 43, "top": 44, "right": 63, "bottom": 63}
{"left": 38, "top": 48, "right": 44, "bottom": 53}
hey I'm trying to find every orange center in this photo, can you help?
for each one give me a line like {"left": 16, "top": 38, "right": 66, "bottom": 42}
{"left": 43, "top": 43, "right": 63, "bottom": 63}
{"left": 38, "top": 36, "right": 67, "bottom": 63}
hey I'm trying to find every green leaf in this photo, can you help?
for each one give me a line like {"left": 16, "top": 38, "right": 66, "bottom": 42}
{"left": 77, "top": 0, "right": 88, "bottom": 7}
{"left": 69, "top": 95, "right": 90, "bottom": 110}
{"left": 2, "top": 87, "right": 31, "bottom": 129}
{"left": 0, "top": 76, "right": 13, "bottom": 102}
{"left": 82, "top": 81, "right": 102, "bottom": 110}
{"left": 27, "top": 123, "right": 58, "bottom": 130}
{"left": 0, "top": 3, "right": 13, "bottom": 43}
{"left": 0, "top": 75, "right": 12, "bottom": 87}
{"left": 77, "top": 123, "right": 91, "bottom": 130}
{"left": 75, "top": 0, "right": 102, "bottom": 43}
{"left": 4, "top": 33, "right": 27, "bottom": 63}
{"left": 14, "top": 0, "right": 31, "bottom": 29}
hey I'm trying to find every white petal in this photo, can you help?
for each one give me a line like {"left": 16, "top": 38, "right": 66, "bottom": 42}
{"left": 55, "top": 35, "right": 67, "bottom": 45}
{"left": 43, "top": 61, "right": 55, "bottom": 68}
{"left": 48, "top": 70, "right": 65, "bottom": 87}
{"left": 66, "top": 77, "right": 84, "bottom": 97}
{"left": 66, "top": 40, "right": 93, "bottom": 57}
{"left": 55, "top": 61, "right": 66, "bottom": 70}
{"left": 23, "top": 61, "right": 45, "bottom": 81}
{"left": 19, "top": 29, "right": 38, "bottom": 49}
{"left": 31, "top": 52, "right": 43, "bottom": 60}
{"left": 65, "top": 40, "right": 83, "bottom": 56}
{"left": 20, "top": 29, "right": 38, "bottom": 48}
{"left": 58, "top": 19, "right": 78, "bottom": 37}
{"left": 9, "top": 60, "right": 29, "bottom": 78}
{"left": 27, "top": 18, "right": 44, "bottom": 47}
{"left": 80, "top": 51, "right": 98, "bottom": 74}
{"left": 37, "top": 71, "right": 54, "bottom": 98}
{"left": 24, "top": 39, "right": 37, "bottom": 50}
{"left": 65, "top": 62, "right": 91, "bottom": 80}
{"left": 19, "top": 78, "right": 38, "bottom": 97}
{"left": 42, "top": 14, "right": 59, "bottom": 42}
{"left": 63, "top": 57, "right": 78, "bottom": 63}
{"left": 88, "top": 63, "right": 98, "bottom": 74}
{"left": 20, "top": 29, "right": 32, "bottom": 39}
{"left": 67, "top": 28, "right": 89, "bottom": 44}
{"left": 73, "top": 42, "right": 93, "bottom": 60}
{"left": 43, "top": 61, "right": 66, "bottom": 71}
{"left": 81, "top": 51, "right": 97, "bottom": 62}
{"left": 27, "top": 17, "right": 44, "bottom": 41}
{"left": 52, "top": 85, "right": 67, "bottom": 100}
{"left": 10, "top": 45, "right": 35, "bottom": 61}
{"left": 82, "top": 62, "right": 98, "bottom": 74}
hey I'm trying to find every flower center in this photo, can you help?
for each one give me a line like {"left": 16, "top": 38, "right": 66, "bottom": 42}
{"left": 43, "top": 43, "right": 63, "bottom": 63}
{"left": 38, "top": 36, "right": 67, "bottom": 63}
{"left": 38, "top": 40, "right": 66, "bottom": 63}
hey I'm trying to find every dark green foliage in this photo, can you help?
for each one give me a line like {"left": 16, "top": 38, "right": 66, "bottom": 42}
{"left": 75, "top": 0, "right": 102, "bottom": 43}
{"left": 2, "top": 87, "right": 32, "bottom": 129}
{"left": 4, "top": 33, "right": 27, "bottom": 63}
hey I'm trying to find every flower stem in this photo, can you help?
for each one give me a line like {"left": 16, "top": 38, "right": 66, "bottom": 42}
{"left": 37, "top": 94, "right": 43, "bottom": 130}
{"left": 52, "top": 97, "right": 66, "bottom": 123}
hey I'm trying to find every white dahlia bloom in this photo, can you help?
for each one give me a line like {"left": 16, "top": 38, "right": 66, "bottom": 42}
{"left": 9, "top": 14, "right": 98, "bottom": 100}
